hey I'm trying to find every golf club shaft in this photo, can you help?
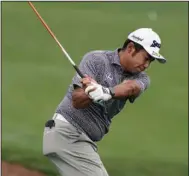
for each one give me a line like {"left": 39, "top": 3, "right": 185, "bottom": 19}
{"left": 28, "top": 1, "right": 84, "bottom": 78}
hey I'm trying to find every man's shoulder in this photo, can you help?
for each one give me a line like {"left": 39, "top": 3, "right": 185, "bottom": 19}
{"left": 132, "top": 71, "right": 151, "bottom": 84}
{"left": 82, "top": 50, "right": 112, "bottom": 63}
{"left": 84, "top": 50, "right": 109, "bottom": 58}
{"left": 138, "top": 71, "right": 150, "bottom": 78}
{"left": 137, "top": 71, "right": 151, "bottom": 87}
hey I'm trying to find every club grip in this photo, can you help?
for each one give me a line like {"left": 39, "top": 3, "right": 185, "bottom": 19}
{"left": 73, "top": 65, "right": 85, "bottom": 78}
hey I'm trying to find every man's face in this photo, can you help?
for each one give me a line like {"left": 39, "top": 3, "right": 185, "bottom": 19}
{"left": 122, "top": 42, "right": 154, "bottom": 73}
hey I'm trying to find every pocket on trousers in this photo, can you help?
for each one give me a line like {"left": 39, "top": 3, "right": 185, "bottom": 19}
{"left": 43, "top": 127, "right": 58, "bottom": 156}
{"left": 55, "top": 120, "right": 82, "bottom": 141}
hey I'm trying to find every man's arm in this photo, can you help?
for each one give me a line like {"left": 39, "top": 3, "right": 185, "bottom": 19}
{"left": 84, "top": 74, "right": 150, "bottom": 102}
{"left": 84, "top": 79, "right": 142, "bottom": 101}
{"left": 73, "top": 74, "right": 148, "bottom": 108}
{"left": 72, "top": 76, "right": 97, "bottom": 109}
{"left": 72, "top": 87, "right": 92, "bottom": 109}
{"left": 112, "top": 80, "right": 141, "bottom": 99}
{"left": 71, "top": 52, "right": 105, "bottom": 108}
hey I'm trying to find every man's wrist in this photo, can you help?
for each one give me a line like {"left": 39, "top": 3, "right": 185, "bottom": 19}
{"left": 108, "top": 87, "right": 115, "bottom": 98}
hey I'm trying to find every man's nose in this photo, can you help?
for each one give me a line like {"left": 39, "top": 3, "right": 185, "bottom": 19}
{"left": 144, "top": 61, "right": 150, "bottom": 68}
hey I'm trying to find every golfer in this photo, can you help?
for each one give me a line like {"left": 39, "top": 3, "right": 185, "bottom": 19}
{"left": 43, "top": 28, "right": 166, "bottom": 176}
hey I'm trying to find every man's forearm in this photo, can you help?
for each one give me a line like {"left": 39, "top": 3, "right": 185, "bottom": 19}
{"left": 83, "top": 79, "right": 141, "bottom": 101}
{"left": 112, "top": 80, "right": 141, "bottom": 99}
{"left": 72, "top": 88, "right": 92, "bottom": 109}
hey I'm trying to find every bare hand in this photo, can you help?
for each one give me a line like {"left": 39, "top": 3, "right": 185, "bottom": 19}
{"left": 80, "top": 75, "right": 97, "bottom": 90}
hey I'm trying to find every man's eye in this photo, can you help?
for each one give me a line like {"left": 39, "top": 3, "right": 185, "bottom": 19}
{"left": 147, "top": 57, "right": 155, "bottom": 62}
{"left": 145, "top": 57, "right": 150, "bottom": 61}
{"left": 150, "top": 57, "right": 155, "bottom": 62}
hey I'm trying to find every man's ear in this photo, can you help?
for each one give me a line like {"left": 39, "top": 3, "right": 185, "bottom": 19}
{"left": 126, "top": 42, "right": 135, "bottom": 54}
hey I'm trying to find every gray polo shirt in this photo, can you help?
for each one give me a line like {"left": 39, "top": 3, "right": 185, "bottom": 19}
{"left": 56, "top": 49, "right": 150, "bottom": 142}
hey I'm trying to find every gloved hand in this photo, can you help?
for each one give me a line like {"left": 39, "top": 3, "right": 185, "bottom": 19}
{"left": 85, "top": 82, "right": 112, "bottom": 101}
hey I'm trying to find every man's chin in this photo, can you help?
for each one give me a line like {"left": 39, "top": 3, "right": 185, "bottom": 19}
{"left": 134, "top": 67, "right": 145, "bottom": 73}
{"left": 125, "top": 68, "right": 142, "bottom": 74}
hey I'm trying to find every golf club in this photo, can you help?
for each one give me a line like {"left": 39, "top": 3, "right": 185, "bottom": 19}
{"left": 28, "top": 1, "right": 84, "bottom": 78}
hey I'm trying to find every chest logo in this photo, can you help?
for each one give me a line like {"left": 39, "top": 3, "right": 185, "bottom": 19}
{"left": 106, "top": 73, "right": 113, "bottom": 80}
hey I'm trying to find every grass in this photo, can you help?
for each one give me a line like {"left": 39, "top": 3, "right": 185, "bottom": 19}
{"left": 2, "top": 2, "right": 188, "bottom": 176}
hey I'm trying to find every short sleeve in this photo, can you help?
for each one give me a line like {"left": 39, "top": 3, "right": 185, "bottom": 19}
{"left": 128, "top": 72, "right": 150, "bottom": 103}
{"left": 71, "top": 51, "right": 105, "bottom": 89}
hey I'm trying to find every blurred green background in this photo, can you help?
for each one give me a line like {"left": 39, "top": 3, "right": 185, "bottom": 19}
{"left": 2, "top": 2, "right": 188, "bottom": 176}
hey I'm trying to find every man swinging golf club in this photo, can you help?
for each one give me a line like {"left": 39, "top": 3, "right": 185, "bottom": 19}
{"left": 42, "top": 28, "right": 166, "bottom": 176}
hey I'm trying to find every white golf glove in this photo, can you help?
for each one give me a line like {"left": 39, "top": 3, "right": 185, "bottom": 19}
{"left": 85, "top": 83, "right": 112, "bottom": 102}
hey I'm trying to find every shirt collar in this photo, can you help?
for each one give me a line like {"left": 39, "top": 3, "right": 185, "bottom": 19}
{"left": 110, "top": 48, "right": 122, "bottom": 66}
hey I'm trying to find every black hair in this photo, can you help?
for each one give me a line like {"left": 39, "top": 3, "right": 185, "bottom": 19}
{"left": 121, "top": 39, "right": 154, "bottom": 61}
{"left": 121, "top": 39, "right": 144, "bottom": 52}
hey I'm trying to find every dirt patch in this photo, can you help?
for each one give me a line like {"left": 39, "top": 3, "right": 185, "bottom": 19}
{"left": 2, "top": 161, "right": 46, "bottom": 176}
